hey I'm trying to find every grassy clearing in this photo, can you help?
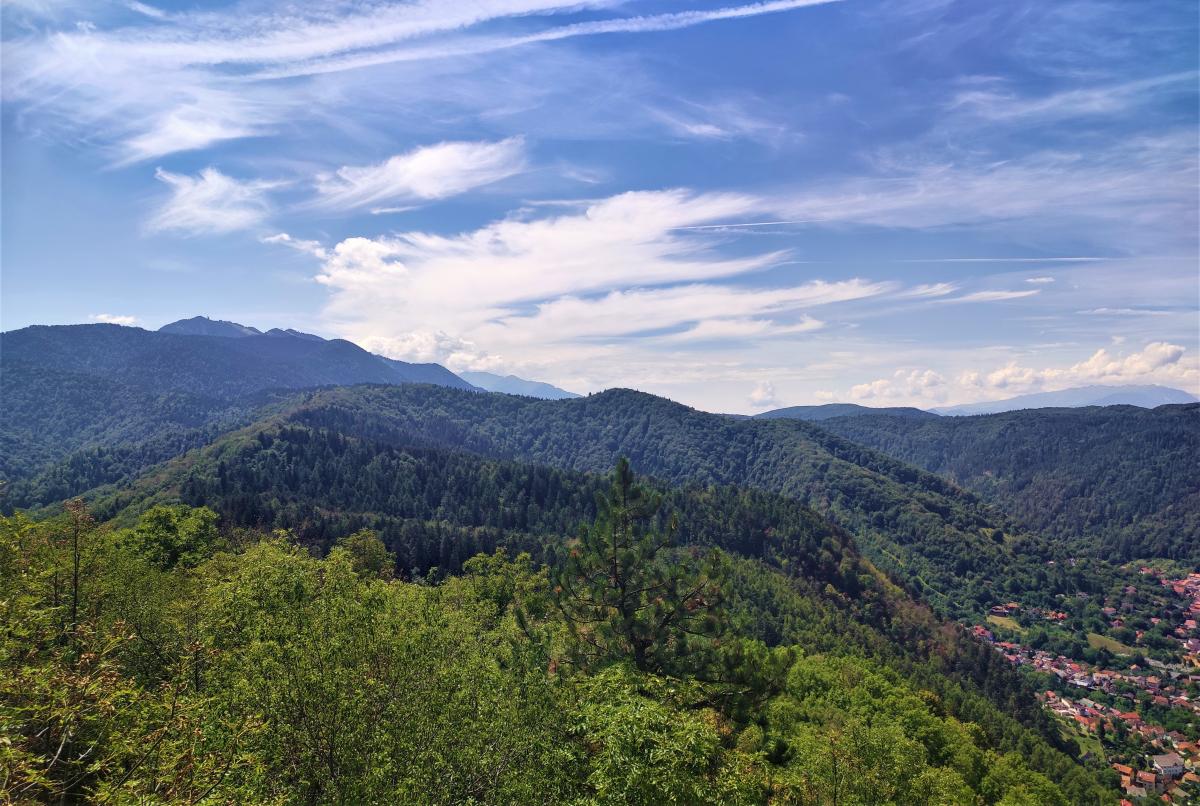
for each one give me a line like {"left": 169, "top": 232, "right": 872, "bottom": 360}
{"left": 1087, "top": 632, "right": 1136, "bottom": 655}
{"left": 986, "top": 615, "right": 1024, "bottom": 634}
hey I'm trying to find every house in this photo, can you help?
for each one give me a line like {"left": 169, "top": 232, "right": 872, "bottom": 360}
{"left": 1136, "top": 770, "right": 1161, "bottom": 794}
{"left": 1153, "top": 752, "right": 1185, "bottom": 779}
{"left": 1120, "top": 711, "right": 1144, "bottom": 727}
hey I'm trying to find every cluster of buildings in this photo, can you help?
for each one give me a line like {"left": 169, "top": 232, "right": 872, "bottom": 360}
{"left": 1043, "top": 693, "right": 1199, "bottom": 801}
{"left": 1157, "top": 571, "right": 1200, "bottom": 668}
{"left": 973, "top": 570, "right": 1200, "bottom": 802}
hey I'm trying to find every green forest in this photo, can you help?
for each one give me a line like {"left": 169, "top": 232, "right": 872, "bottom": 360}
{"left": 5, "top": 326, "right": 1196, "bottom": 803}
{"left": 2, "top": 462, "right": 1110, "bottom": 804}
{"left": 815, "top": 405, "right": 1200, "bottom": 562}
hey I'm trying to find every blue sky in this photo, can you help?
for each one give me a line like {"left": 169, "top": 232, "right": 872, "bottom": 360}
{"left": 2, "top": 0, "right": 1197, "bottom": 412}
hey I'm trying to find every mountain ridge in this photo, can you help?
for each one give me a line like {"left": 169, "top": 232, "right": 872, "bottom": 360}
{"left": 755, "top": 403, "right": 938, "bottom": 421}
{"left": 933, "top": 384, "right": 1197, "bottom": 415}
{"left": 458, "top": 370, "right": 579, "bottom": 399}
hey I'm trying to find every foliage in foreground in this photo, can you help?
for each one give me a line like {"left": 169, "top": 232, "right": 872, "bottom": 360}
{"left": 1, "top": 480, "right": 1096, "bottom": 804}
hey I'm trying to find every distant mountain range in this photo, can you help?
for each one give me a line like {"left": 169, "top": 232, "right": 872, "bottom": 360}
{"left": 459, "top": 371, "right": 579, "bottom": 400}
{"left": 755, "top": 403, "right": 937, "bottom": 421}
{"left": 932, "top": 384, "right": 1198, "bottom": 415}
{"left": 158, "top": 317, "right": 576, "bottom": 399}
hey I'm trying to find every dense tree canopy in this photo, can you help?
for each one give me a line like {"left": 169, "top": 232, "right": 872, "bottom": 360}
{"left": 1, "top": 496, "right": 1110, "bottom": 804}
{"left": 814, "top": 404, "right": 1200, "bottom": 562}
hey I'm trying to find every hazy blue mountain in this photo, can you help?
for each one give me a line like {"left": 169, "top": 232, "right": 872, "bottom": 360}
{"left": 755, "top": 403, "right": 938, "bottom": 421}
{"left": 459, "top": 370, "right": 579, "bottom": 399}
{"left": 158, "top": 315, "right": 262, "bottom": 338}
{"left": 933, "top": 384, "right": 1198, "bottom": 415}
{"left": 264, "top": 327, "right": 325, "bottom": 342}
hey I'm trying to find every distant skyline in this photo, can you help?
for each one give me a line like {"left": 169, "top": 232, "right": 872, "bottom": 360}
{"left": 3, "top": 0, "right": 1197, "bottom": 413}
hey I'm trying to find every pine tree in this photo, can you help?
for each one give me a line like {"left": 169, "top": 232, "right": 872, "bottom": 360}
{"left": 552, "top": 458, "right": 727, "bottom": 676}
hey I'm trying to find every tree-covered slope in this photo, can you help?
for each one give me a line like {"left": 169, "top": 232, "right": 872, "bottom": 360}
{"left": 814, "top": 404, "right": 1200, "bottom": 562}
{"left": 81, "top": 415, "right": 1109, "bottom": 800}
{"left": 1, "top": 324, "right": 473, "bottom": 397}
{"left": 108, "top": 383, "right": 1101, "bottom": 619}
{"left": 2, "top": 497, "right": 1111, "bottom": 804}
{"left": 0, "top": 324, "right": 474, "bottom": 502}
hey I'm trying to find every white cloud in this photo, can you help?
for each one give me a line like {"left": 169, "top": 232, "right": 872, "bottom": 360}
{"left": 748, "top": 380, "right": 779, "bottom": 408}
{"left": 360, "top": 330, "right": 502, "bottom": 372}
{"left": 935, "top": 289, "right": 1039, "bottom": 304}
{"left": 147, "top": 167, "right": 279, "bottom": 235}
{"left": 1026, "top": 276, "right": 1055, "bottom": 284}
{"left": 304, "top": 189, "right": 916, "bottom": 387}
{"left": 843, "top": 342, "right": 1198, "bottom": 408}
{"left": 315, "top": 138, "right": 527, "bottom": 210}
{"left": 315, "top": 189, "right": 778, "bottom": 328}
{"left": 959, "top": 342, "right": 1196, "bottom": 394}
{"left": 126, "top": 2, "right": 167, "bottom": 20}
{"left": 89, "top": 313, "right": 138, "bottom": 326}
{"left": 951, "top": 72, "right": 1196, "bottom": 124}
{"left": 850, "top": 369, "right": 948, "bottom": 403}
{"left": 899, "top": 282, "right": 957, "bottom": 298}
{"left": 777, "top": 133, "right": 1197, "bottom": 250}
{"left": 1078, "top": 307, "right": 1169, "bottom": 317}
{"left": 3, "top": 0, "right": 835, "bottom": 161}
{"left": 260, "top": 232, "right": 327, "bottom": 259}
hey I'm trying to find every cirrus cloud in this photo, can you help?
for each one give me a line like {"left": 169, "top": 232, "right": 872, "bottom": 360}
{"left": 147, "top": 167, "right": 280, "bottom": 235}
{"left": 314, "top": 138, "right": 528, "bottom": 211}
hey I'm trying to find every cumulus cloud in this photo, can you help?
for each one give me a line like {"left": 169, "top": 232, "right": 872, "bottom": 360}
{"left": 89, "top": 313, "right": 138, "bottom": 326}
{"left": 850, "top": 369, "right": 948, "bottom": 403}
{"left": 748, "top": 381, "right": 779, "bottom": 408}
{"left": 959, "top": 341, "right": 1195, "bottom": 393}
{"left": 314, "top": 138, "right": 527, "bottom": 211}
{"left": 846, "top": 342, "right": 1197, "bottom": 408}
{"left": 147, "top": 167, "right": 279, "bottom": 235}
{"left": 358, "top": 330, "right": 502, "bottom": 372}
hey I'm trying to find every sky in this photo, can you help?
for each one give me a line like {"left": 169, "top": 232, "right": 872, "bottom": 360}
{"left": 2, "top": 0, "right": 1197, "bottom": 413}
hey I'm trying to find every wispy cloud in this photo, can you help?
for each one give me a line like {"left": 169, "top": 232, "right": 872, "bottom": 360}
{"left": 951, "top": 72, "right": 1197, "bottom": 124}
{"left": 3, "top": 0, "right": 837, "bottom": 161}
{"left": 260, "top": 232, "right": 327, "bottom": 258}
{"left": 778, "top": 134, "right": 1197, "bottom": 247}
{"left": 935, "top": 290, "right": 1040, "bottom": 304}
{"left": 147, "top": 167, "right": 279, "bottom": 235}
{"left": 1078, "top": 307, "right": 1171, "bottom": 317}
{"left": 267, "top": 189, "right": 907, "bottom": 374}
{"left": 255, "top": 0, "right": 844, "bottom": 80}
{"left": 314, "top": 138, "right": 527, "bottom": 211}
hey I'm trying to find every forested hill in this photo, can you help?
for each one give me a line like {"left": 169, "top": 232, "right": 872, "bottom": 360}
{"left": 1, "top": 324, "right": 472, "bottom": 396}
{"left": 112, "top": 383, "right": 1102, "bottom": 620}
{"left": 813, "top": 404, "right": 1200, "bottom": 563}
{"left": 4, "top": 458, "right": 1109, "bottom": 803}
{"left": 0, "top": 324, "right": 474, "bottom": 502}
{"left": 81, "top": 404, "right": 1108, "bottom": 801}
